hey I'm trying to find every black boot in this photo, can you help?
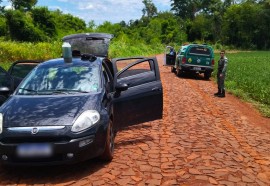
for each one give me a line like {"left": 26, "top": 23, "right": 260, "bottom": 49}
{"left": 214, "top": 89, "right": 221, "bottom": 96}
{"left": 218, "top": 89, "right": 225, "bottom": 97}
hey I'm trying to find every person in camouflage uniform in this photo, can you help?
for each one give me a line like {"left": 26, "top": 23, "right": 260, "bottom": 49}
{"left": 214, "top": 50, "right": 228, "bottom": 98}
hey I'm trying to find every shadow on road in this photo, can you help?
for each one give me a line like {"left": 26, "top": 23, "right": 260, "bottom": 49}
{"left": 115, "top": 135, "right": 154, "bottom": 148}
{"left": 0, "top": 158, "right": 109, "bottom": 185}
{"left": 175, "top": 72, "right": 212, "bottom": 81}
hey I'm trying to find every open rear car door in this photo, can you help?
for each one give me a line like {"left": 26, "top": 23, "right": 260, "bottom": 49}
{"left": 164, "top": 46, "right": 176, "bottom": 66}
{"left": 112, "top": 57, "right": 163, "bottom": 130}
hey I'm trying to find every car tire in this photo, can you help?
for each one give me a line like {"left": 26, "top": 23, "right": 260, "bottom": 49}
{"left": 171, "top": 67, "right": 176, "bottom": 73}
{"left": 204, "top": 72, "right": 211, "bottom": 80}
{"left": 176, "top": 68, "right": 183, "bottom": 77}
{"left": 100, "top": 119, "right": 114, "bottom": 161}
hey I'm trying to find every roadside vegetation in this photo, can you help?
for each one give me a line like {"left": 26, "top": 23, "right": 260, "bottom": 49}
{"left": 213, "top": 51, "right": 270, "bottom": 117}
{"left": 0, "top": 0, "right": 269, "bottom": 117}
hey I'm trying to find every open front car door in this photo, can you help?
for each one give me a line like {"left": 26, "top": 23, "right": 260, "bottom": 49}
{"left": 0, "top": 66, "right": 13, "bottom": 106}
{"left": 112, "top": 57, "right": 163, "bottom": 130}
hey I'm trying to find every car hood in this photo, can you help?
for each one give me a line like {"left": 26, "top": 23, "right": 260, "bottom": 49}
{"left": 1, "top": 94, "right": 102, "bottom": 128}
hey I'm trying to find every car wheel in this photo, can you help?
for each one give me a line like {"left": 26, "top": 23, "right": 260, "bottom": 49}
{"left": 100, "top": 119, "right": 114, "bottom": 161}
{"left": 204, "top": 72, "right": 211, "bottom": 80}
{"left": 171, "top": 66, "right": 176, "bottom": 73}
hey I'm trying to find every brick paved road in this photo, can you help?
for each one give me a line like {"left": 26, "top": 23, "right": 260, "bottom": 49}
{"left": 0, "top": 55, "right": 269, "bottom": 186}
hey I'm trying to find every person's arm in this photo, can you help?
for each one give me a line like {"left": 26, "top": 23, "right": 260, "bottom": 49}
{"left": 220, "top": 58, "right": 228, "bottom": 77}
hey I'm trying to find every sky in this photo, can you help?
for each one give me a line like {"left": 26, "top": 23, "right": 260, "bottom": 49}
{"left": 2, "top": 0, "right": 172, "bottom": 25}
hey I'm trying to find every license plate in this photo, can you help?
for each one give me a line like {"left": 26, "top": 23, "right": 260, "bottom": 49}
{"left": 17, "top": 143, "right": 52, "bottom": 158}
{"left": 193, "top": 67, "right": 201, "bottom": 71}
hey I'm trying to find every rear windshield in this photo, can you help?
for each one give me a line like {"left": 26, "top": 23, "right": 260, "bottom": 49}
{"left": 188, "top": 47, "right": 211, "bottom": 56}
{"left": 64, "top": 37, "right": 110, "bottom": 57}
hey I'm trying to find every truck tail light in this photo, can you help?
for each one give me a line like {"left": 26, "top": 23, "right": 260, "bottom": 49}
{"left": 212, "top": 59, "right": 215, "bottom": 66}
{"left": 182, "top": 57, "right": 186, "bottom": 64}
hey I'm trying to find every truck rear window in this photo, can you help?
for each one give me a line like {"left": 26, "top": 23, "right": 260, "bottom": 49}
{"left": 189, "top": 47, "right": 211, "bottom": 56}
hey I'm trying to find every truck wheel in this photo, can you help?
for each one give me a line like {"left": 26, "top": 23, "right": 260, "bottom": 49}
{"left": 176, "top": 68, "right": 183, "bottom": 77}
{"left": 204, "top": 72, "right": 211, "bottom": 80}
{"left": 171, "top": 67, "right": 176, "bottom": 73}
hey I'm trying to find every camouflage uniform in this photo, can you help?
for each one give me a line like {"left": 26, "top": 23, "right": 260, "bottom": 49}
{"left": 215, "top": 56, "right": 228, "bottom": 97}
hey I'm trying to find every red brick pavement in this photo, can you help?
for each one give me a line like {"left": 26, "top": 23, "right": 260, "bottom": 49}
{"left": 0, "top": 54, "right": 269, "bottom": 186}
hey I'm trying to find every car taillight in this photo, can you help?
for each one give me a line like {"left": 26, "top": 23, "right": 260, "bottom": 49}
{"left": 182, "top": 57, "right": 186, "bottom": 64}
{"left": 212, "top": 59, "right": 215, "bottom": 66}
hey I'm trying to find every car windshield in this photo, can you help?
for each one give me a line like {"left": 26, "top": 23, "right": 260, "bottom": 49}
{"left": 17, "top": 64, "right": 100, "bottom": 95}
{"left": 189, "top": 46, "right": 211, "bottom": 56}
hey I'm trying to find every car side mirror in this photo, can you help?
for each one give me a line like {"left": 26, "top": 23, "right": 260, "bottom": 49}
{"left": 114, "top": 83, "right": 128, "bottom": 98}
{"left": 0, "top": 87, "right": 10, "bottom": 93}
{"left": 115, "top": 83, "right": 128, "bottom": 92}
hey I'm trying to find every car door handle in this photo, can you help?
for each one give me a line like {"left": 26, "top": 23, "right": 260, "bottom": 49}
{"left": 152, "top": 87, "right": 161, "bottom": 91}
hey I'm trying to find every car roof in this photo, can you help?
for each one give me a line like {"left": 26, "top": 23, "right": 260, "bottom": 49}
{"left": 186, "top": 44, "right": 213, "bottom": 49}
{"left": 38, "top": 58, "right": 102, "bottom": 68}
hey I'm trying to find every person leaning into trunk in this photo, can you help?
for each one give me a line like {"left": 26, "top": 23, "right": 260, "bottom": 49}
{"left": 214, "top": 49, "right": 228, "bottom": 98}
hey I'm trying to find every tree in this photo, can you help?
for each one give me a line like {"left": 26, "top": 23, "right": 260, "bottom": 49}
{"left": 0, "top": 16, "right": 7, "bottom": 36}
{"left": 88, "top": 20, "right": 96, "bottom": 30}
{"left": 222, "top": 2, "right": 260, "bottom": 48}
{"left": 0, "top": 0, "right": 5, "bottom": 14}
{"left": 142, "top": 0, "right": 157, "bottom": 18}
{"left": 171, "top": 0, "right": 222, "bottom": 20}
{"left": 96, "top": 21, "right": 122, "bottom": 37}
{"left": 186, "top": 14, "right": 214, "bottom": 42}
{"left": 51, "top": 10, "right": 86, "bottom": 37}
{"left": 5, "top": 10, "right": 47, "bottom": 41}
{"left": 9, "top": 0, "right": 37, "bottom": 10}
{"left": 31, "top": 7, "right": 57, "bottom": 38}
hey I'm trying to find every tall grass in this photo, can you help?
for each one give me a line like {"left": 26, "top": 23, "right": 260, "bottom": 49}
{"left": 109, "top": 40, "right": 164, "bottom": 58}
{"left": 214, "top": 51, "right": 270, "bottom": 117}
{"left": 0, "top": 40, "right": 164, "bottom": 70}
{"left": 0, "top": 41, "right": 62, "bottom": 69}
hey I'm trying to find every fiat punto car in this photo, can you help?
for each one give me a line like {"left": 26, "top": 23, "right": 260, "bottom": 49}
{"left": 0, "top": 33, "right": 163, "bottom": 165}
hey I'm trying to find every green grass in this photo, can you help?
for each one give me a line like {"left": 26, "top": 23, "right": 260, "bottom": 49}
{"left": 214, "top": 51, "right": 270, "bottom": 117}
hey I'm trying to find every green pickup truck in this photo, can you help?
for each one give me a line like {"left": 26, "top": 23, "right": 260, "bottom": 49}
{"left": 164, "top": 44, "right": 215, "bottom": 79}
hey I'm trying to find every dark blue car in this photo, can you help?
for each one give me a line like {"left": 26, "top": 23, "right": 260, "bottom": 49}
{"left": 0, "top": 33, "right": 163, "bottom": 165}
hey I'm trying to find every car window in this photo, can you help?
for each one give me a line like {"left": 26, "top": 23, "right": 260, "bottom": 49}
{"left": 17, "top": 64, "right": 100, "bottom": 95}
{"left": 188, "top": 46, "right": 211, "bottom": 56}
{"left": 9, "top": 63, "right": 38, "bottom": 78}
{"left": 118, "top": 60, "right": 151, "bottom": 79}
{"left": 180, "top": 47, "right": 187, "bottom": 55}
{"left": 117, "top": 60, "right": 156, "bottom": 88}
